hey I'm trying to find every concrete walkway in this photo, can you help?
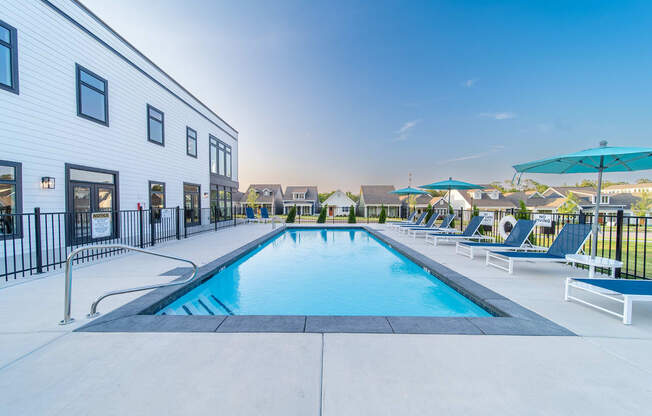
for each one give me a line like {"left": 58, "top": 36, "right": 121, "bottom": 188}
{"left": 1, "top": 224, "right": 651, "bottom": 415}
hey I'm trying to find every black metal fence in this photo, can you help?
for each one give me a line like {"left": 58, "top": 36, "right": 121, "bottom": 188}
{"left": 453, "top": 208, "right": 650, "bottom": 279}
{"left": 1, "top": 207, "right": 239, "bottom": 281}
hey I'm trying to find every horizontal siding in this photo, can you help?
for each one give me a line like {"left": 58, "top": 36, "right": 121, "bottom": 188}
{"left": 0, "top": 0, "right": 238, "bottom": 216}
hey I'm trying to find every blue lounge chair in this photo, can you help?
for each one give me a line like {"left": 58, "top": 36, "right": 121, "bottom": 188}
{"left": 424, "top": 216, "right": 493, "bottom": 246}
{"left": 245, "top": 207, "right": 259, "bottom": 223}
{"left": 390, "top": 211, "right": 427, "bottom": 231}
{"left": 565, "top": 278, "right": 652, "bottom": 324}
{"left": 406, "top": 214, "right": 456, "bottom": 238}
{"left": 486, "top": 223, "right": 592, "bottom": 274}
{"left": 260, "top": 207, "right": 271, "bottom": 223}
{"left": 456, "top": 220, "right": 538, "bottom": 259}
{"left": 397, "top": 213, "right": 440, "bottom": 234}
{"left": 387, "top": 212, "right": 417, "bottom": 228}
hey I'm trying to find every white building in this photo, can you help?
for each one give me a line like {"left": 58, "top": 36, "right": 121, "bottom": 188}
{"left": 0, "top": 0, "right": 238, "bottom": 246}
{"left": 321, "top": 190, "right": 356, "bottom": 217}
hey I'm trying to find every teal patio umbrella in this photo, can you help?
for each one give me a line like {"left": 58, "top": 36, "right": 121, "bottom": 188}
{"left": 419, "top": 177, "right": 485, "bottom": 210}
{"left": 389, "top": 187, "right": 428, "bottom": 217}
{"left": 512, "top": 140, "right": 652, "bottom": 258}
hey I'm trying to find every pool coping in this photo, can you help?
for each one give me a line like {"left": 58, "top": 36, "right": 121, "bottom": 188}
{"left": 76, "top": 225, "right": 574, "bottom": 336}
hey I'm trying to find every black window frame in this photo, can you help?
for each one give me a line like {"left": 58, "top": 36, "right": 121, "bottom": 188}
{"left": 209, "top": 135, "right": 232, "bottom": 179}
{"left": 75, "top": 63, "right": 109, "bottom": 126}
{"left": 186, "top": 126, "right": 197, "bottom": 158}
{"left": 183, "top": 182, "right": 201, "bottom": 226}
{"left": 146, "top": 104, "right": 165, "bottom": 146}
{"left": 0, "top": 20, "right": 19, "bottom": 94}
{"left": 0, "top": 160, "right": 23, "bottom": 239}
{"left": 148, "top": 180, "right": 166, "bottom": 223}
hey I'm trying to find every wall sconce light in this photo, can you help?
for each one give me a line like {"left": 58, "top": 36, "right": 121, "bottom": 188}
{"left": 203, "top": 192, "right": 209, "bottom": 198}
{"left": 41, "top": 177, "right": 55, "bottom": 189}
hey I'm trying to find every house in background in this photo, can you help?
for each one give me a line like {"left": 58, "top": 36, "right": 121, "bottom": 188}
{"left": 231, "top": 191, "right": 246, "bottom": 215}
{"left": 283, "top": 186, "right": 319, "bottom": 215}
{"left": 358, "top": 185, "right": 402, "bottom": 217}
{"left": 322, "top": 190, "right": 356, "bottom": 216}
{"left": 603, "top": 182, "right": 652, "bottom": 195}
{"left": 444, "top": 186, "right": 517, "bottom": 212}
{"left": 242, "top": 184, "right": 284, "bottom": 215}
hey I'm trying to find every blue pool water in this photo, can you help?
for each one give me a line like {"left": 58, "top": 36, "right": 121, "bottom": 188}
{"left": 158, "top": 228, "right": 491, "bottom": 317}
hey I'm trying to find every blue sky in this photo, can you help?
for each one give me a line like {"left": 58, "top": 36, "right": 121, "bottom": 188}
{"left": 83, "top": 0, "right": 652, "bottom": 192}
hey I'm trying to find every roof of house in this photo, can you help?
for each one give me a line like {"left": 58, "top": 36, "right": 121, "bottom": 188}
{"left": 322, "top": 190, "right": 356, "bottom": 207}
{"left": 284, "top": 186, "right": 319, "bottom": 202}
{"left": 232, "top": 191, "right": 246, "bottom": 203}
{"left": 360, "top": 185, "right": 402, "bottom": 205}
{"left": 543, "top": 186, "right": 596, "bottom": 198}
{"left": 604, "top": 182, "right": 652, "bottom": 191}
{"left": 245, "top": 184, "right": 283, "bottom": 204}
{"left": 453, "top": 189, "right": 518, "bottom": 209}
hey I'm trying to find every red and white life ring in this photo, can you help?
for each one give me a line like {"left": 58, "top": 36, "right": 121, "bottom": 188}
{"left": 498, "top": 215, "right": 517, "bottom": 240}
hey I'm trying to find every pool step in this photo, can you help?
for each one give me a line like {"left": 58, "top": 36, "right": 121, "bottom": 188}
{"left": 177, "top": 295, "right": 233, "bottom": 316}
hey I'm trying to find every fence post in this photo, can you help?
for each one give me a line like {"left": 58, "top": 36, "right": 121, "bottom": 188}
{"left": 175, "top": 206, "right": 181, "bottom": 239}
{"left": 138, "top": 206, "right": 144, "bottom": 248}
{"left": 614, "top": 209, "right": 623, "bottom": 278}
{"left": 214, "top": 206, "right": 218, "bottom": 231}
{"left": 34, "top": 207, "right": 43, "bottom": 274}
{"left": 459, "top": 208, "right": 464, "bottom": 231}
{"left": 149, "top": 209, "right": 155, "bottom": 247}
{"left": 578, "top": 211, "right": 586, "bottom": 224}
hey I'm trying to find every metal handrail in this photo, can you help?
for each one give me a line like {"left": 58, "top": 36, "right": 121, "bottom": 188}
{"left": 59, "top": 244, "right": 199, "bottom": 325}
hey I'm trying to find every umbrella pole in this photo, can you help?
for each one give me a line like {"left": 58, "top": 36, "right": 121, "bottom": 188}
{"left": 590, "top": 165, "right": 604, "bottom": 261}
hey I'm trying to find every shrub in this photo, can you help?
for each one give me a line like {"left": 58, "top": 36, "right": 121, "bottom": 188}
{"left": 317, "top": 205, "right": 327, "bottom": 223}
{"left": 424, "top": 204, "right": 433, "bottom": 224}
{"left": 285, "top": 206, "right": 296, "bottom": 223}
{"left": 378, "top": 205, "right": 386, "bottom": 223}
{"left": 516, "top": 200, "right": 529, "bottom": 220}
{"left": 449, "top": 205, "right": 455, "bottom": 228}
{"left": 347, "top": 205, "right": 356, "bottom": 223}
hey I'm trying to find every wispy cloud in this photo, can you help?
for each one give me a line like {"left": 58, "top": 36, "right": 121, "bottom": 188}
{"left": 439, "top": 145, "right": 505, "bottom": 164}
{"left": 479, "top": 112, "right": 516, "bottom": 120}
{"left": 393, "top": 119, "right": 420, "bottom": 141}
{"left": 462, "top": 78, "right": 478, "bottom": 88}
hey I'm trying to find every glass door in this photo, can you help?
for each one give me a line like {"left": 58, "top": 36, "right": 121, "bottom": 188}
{"left": 184, "top": 184, "right": 200, "bottom": 226}
{"left": 70, "top": 182, "right": 115, "bottom": 243}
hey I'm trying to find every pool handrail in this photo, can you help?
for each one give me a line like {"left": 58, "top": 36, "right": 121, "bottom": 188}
{"left": 59, "top": 244, "right": 198, "bottom": 325}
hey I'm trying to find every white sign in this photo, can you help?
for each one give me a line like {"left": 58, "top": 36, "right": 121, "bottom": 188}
{"left": 533, "top": 214, "right": 552, "bottom": 227}
{"left": 479, "top": 211, "right": 494, "bottom": 226}
{"left": 161, "top": 209, "right": 173, "bottom": 222}
{"left": 91, "top": 212, "right": 112, "bottom": 239}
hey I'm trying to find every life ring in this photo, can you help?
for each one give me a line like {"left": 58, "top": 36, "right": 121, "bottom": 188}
{"left": 499, "top": 215, "right": 517, "bottom": 240}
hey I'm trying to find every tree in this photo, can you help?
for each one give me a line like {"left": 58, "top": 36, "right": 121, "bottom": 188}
{"left": 637, "top": 178, "right": 651, "bottom": 184}
{"left": 317, "top": 205, "right": 327, "bottom": 223}
{"left": 378, "top": 205, "right": 386, "bottom": 224}
{"left": 246, "top": 188, "right": 258, "bottom": 208}
{"left": 632, "top": 191, "right": 651, "bottom": 216}
{"left": 347, "top": 205, "right": 356, "bottom": 223}
{"left": 346, "top": 192, "right": 359, "bottom": 203}
{"left": 285, "top": 205, "right": 296, "bottom": 223}
{"left": 515, "top": 200, "right": 529, "bottom": 220}
{"left": 407, "top": 194, "right": 417, "bottom": 214}
{"left": 557, "top": 191, "right": 581, "bottom": 214}
{"left": 472, "top": 204, "right": 479, "bottom": 217}
{"left": 318, "top": 191, "right": 334, "bottom": 203}
{"left": 449, "top": 204, "right": 455, "bottom": 228}
{"left": 424, "top": 204, "right": 433, "bottom": 223}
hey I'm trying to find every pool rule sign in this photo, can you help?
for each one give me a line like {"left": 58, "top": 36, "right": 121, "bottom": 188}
{"left": 91, "top": 212, "right": 112, "bottom": 239}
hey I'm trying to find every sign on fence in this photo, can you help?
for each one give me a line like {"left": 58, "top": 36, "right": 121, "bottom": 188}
{"left": 91, "top": 212, "right": 112, "bottom": 238}
{"left": 479, "top": 211, "right": 494, "bottom": 226}
{"left": 533, "top": 214, "right": 553, "bottom": 227}
{"left": 161, "top": 209, "right": 173, "bottom": 222}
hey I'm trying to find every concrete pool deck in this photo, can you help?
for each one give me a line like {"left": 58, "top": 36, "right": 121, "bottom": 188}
{"left": 1, "top": 223, "right": 651, "bottom": 414}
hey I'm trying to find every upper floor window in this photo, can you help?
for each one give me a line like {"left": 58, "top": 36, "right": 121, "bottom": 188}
{"left": 147, "top": 105, "right": 164, "bottom": 145}
{"left": 293, "top": 192, "right": 305, "bottom": 200}
{"left": 0, "top": 21, "right": 19, "bottom": 94}
{"left": 186, "top": 127, "right": 197, "bottom": 157}
{"left": 76, "top": 64, "right": 108, "bottom": 125}
{"left": 209, "top": 135, "right": 232, "bottom": 178}
{"left": 0, "top": 160, "right": 22, "bottom": 238}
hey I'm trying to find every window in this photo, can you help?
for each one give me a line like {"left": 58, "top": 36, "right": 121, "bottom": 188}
{"left": 147, "top": 104, "right": 164, "bottom": 145}
{"left": 209, "top": 135, "right": 232, "bottom": 178}
{"left": 0, "top": 161, "right": 22, "bottom": 238}
{"left": 76, "top": 64, "right": 108, "bottom": 125}
{"left": 0, "top": 21, "right": 19, "bottom": 94}
{"left": 186, "top": 127, "right": 197, "bottom": 157}
{"left": 149, "top": 181, "right": 165, "bottom": 222}
{"left": 183, "top": 183, "right": 200, "bottom": 225}
{"left": 293, "top": 192, "right": 305, "bottom": 200}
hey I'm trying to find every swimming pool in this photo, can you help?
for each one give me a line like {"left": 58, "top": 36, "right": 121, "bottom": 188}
{"left": 158, "top": 228, "right": 490, "bottom": 317}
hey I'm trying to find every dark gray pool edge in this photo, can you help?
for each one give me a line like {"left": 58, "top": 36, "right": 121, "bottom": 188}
{"left": 76, "top": 225, "right": 574, "bottom": 336}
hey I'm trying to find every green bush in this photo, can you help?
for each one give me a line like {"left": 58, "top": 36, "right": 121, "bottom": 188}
{"left": 449, "top": 205, "right": 455, "bottom": 228}
{"left": 378, "top": 205, "right": 386, "bottom": 223}
{"left": 286, "top": 206, "right": 296, "bottom": 223}
{"left": 347, "top": 205, "right": 356, "bottom": 223}
{"left": 424, "top": 204, "right": 433, "bottom": 224}
{"left": 317, "top": 205, "right": 327, "bottom": 223}
{"left": 516, "top": 200, "right": 529, "bottom": 220}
